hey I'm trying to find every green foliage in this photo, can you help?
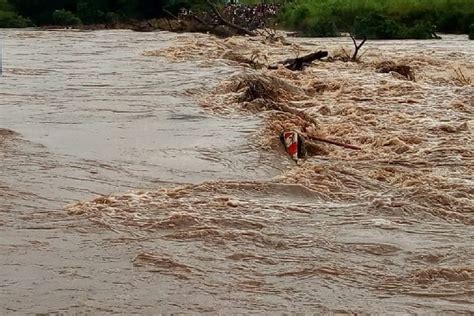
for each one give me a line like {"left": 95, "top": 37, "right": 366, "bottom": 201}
{"left": 353, "top": 13, "right": 434, "bottom": 39}
{"left": 105, "top": 11, "right": 120, "bottom": 24}
{"left": 400, "top": 21, "right": 434, "bottom": 39}
{"left": 0, "top": 0, "right": 11, "bottom": 10}
{"left": 278, "top": 3, "right": 339, "bottom": 36}
{"left": 0, "top": 9, "right": 31, "bottom": 27}
{"left": 76, "top": 0, "right": 105, "bottom": 24}
{"left": 279, "top": 0, "right": 474, "bottom": 38}
{"left": 8, "top": 0, "right": 76, "bottom": 24}
{"left": 164, "top": 0, "right": 195, "bottom": 11}
{"left": 469, "top": 24, "right": 474, "bottom": 40}
{"left": 4, "top": 0, "right": 212, "bottom": 26}
{"left": 136, "top": 0, "right": 169, "bottom": 19}
{"left": 52, "top": 9, "right": 81, "bottom": 25}
{"left": 353, "top": 13, "right": 400, "bottom": 39}
{"left": 240, "top": 0, "right": 286, "bottom": 4}
{"left": 2, "top": 0, "right": 472, "bottom": 34}
{"left": 0, "top": 0, "right": 30, "bottom": 27}
{"left": 307, "top": 18, "right": 338, "bottom": 37}
{"left": 6, "top": 0, "right": 168, "bottom": 25}
{"left": 163, "top": 0, "right": 222, "bottom": 13}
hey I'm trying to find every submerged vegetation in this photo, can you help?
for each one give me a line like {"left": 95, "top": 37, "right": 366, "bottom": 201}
{"left": 0, "top": 0, "right": 472, "bottom": 40}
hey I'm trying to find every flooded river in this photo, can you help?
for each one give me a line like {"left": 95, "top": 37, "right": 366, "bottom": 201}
{"left": 1, "top": 30, "right": 473, "bottom": 314}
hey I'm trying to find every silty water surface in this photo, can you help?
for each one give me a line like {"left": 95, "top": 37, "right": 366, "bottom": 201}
{"left": 0, "top": 30, "right": 472, "bottom": 314}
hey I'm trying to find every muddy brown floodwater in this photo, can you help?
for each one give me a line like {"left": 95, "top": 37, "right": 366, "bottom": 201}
{"left": 1, "top": 30, "right": 473, "bottom": 314}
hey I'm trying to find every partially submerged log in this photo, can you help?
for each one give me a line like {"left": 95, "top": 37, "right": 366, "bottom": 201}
{"left": 277, "top": 51, "right": 328, "bottom": 71}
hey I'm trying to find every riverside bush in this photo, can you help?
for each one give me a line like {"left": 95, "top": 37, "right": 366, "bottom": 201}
{"left": 0, "top": 10, "right": 30, "bottom": 27}
{"left": 353, "top": 13, "right": 435, "bottom": 39}
{"left": 0, "top": 0, "right": 30, "bottom": 27}
{"left": 278, "top": 0, "right": 474, "bottom": 38}
{"left": 52, "top": 9, "right": 81, "bottom": 26}
{"left": 353, "top": 13, "right": 400, "bottom": 39}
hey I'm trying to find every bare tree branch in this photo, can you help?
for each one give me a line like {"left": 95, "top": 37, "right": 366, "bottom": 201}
{"left": 350, "top": 33, "right": 367, "bottom": 62}
{"left": 205, "top": 0, "right": 256, "bottom": 36}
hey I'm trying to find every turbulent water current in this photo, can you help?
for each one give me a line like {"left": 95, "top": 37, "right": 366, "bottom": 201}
{"left": 1, "top": 30, "right": 473, "bottom": 314}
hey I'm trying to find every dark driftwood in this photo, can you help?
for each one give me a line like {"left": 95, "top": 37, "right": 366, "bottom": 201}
{"left": 278, "top": 51, "right": 328, "bottom": 70}
{"left": 205, "top": 0, "right": 256, "bottom": 36}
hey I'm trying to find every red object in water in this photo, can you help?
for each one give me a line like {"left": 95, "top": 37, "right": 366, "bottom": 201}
{"left": 282, "top": 131, "right": 299, "bottom": 160}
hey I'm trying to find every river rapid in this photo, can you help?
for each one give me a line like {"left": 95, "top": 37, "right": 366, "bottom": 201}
{"left": 0, "top": 30, "right": 473, "bottom": 314}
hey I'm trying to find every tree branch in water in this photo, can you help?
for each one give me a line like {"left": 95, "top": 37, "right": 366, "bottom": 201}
{"left": 350, "top": 33, "right": 367, "bottom": 62}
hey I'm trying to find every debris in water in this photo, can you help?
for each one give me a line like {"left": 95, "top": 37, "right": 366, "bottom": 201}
{"left": 273, "top": 50, "right": 328, "bottom": 71}
{"left": 376, "top": 61, "right": 416, "bottom": 81}
{"left": 280, "top": 130, "right": 306, "bottom": 161}
{"left": 0, "top": 128, "right": 19, "bottom": 138}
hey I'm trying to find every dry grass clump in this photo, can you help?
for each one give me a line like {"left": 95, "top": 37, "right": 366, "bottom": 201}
{"left": 227, "top": 73, "right": 307, "bottom": 104}
{"left": 451, "top": 67, "right": 472, "bottom": 86}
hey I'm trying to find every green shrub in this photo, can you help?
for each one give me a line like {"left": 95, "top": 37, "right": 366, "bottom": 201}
{"left": 278, "top": 0, "right": 474, "bottom": 37}
{"left": 470, "top": 24, "right": 474, "bottom": 39}
{"left": 279, "top": 3, "right": 339, "bottom": 37}
{"left": 105, "top": 12, "right": 120, "bottom": 24}
{"left": 400, "top": 21, "right": 434, "bottom": 39}
{"left": 353, "top": 13, "right": 435, "bottom": 39}
{"left": 77, "top": 1, "right": 106, "bottom": 24}
{"left": 306, "top": 18, "right": 338, "bottom": 37}
{"left": 353, "top": 13, "right": 400, "bottom": 39}
{"left": 52, "top": 9, "right": 81, "bottom": 25}
{"left": 437, "top": 11, "right": 463, "bottom": 34}
{"left": 0, "top": 10, "right": 32, "bottom": 27}
{"left": 291, "top": 5, "right": 311, "bottom": 26}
